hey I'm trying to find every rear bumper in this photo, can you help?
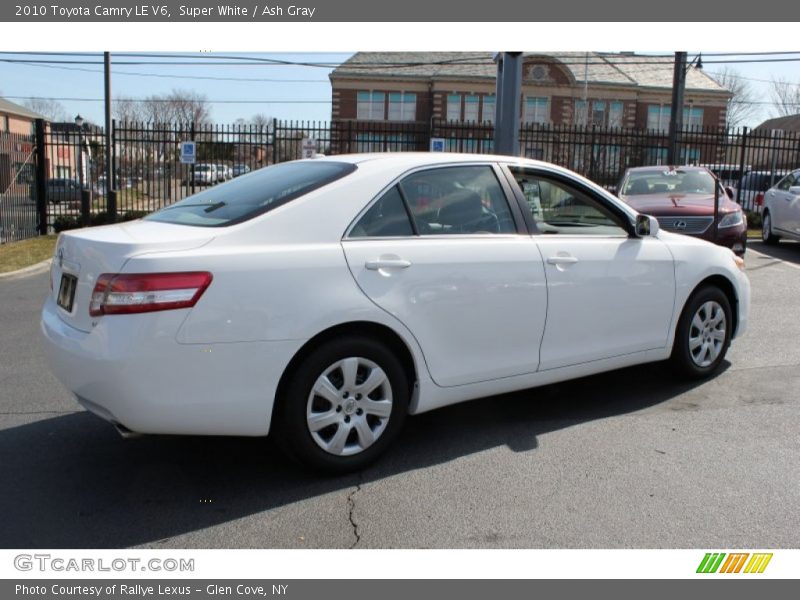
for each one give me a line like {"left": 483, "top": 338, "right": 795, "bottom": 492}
{"left": 41, "top": 296, "right": 303, "bottom": 436}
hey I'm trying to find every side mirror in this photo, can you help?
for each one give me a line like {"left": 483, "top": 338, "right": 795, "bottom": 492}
{"left": 725, "top": 186, "right": 735, "bottom": 199}
{"left": 635, "top": 214, "right": 660, "bottom": 237}
{"left": 789, "top": 185, "right": 800, "bottom": 196}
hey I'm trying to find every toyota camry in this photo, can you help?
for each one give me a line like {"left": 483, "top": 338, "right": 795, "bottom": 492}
{"left": 42, "top": 153, "right": 750, "bottom": 472}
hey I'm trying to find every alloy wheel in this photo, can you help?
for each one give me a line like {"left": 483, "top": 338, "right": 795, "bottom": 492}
{"left": 688, "top": 300, "right": 727, "bottom": 368}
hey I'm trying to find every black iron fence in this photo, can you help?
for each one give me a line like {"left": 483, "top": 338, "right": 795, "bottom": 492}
{"left": 0, "top": 130, "right": 38, "bottom": 243}
{"left": 2, "top": 118, "right": 800, "bottom": 244}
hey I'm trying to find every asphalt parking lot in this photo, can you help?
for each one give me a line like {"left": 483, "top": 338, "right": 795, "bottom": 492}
{"left": 1, "top": 241, "right": 799, "bottom": 549}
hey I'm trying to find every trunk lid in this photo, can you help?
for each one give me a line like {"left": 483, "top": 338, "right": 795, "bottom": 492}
{"left": 50, "top": 220, "right": 215, "bottom": 332}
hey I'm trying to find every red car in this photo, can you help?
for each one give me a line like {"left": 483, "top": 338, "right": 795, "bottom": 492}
{"left": 617, "top": 166, "right": 747, "bottom": 256}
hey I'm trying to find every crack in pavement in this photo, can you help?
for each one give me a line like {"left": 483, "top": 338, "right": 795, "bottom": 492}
{"left": 347, "top": 475, "right": 363, "bottom": 549}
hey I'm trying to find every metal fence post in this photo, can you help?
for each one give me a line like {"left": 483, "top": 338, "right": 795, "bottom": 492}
{"left": 737, "top": 126, "right": 748, "bottom": 205}
{"left": 34, "top": 119, "right": 48, "bottom": 235}
{"left": 271, "top": 118, "right": 279, "bottom": 164}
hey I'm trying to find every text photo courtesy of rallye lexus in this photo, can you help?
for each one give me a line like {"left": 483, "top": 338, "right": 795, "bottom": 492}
{"left": 41, "top": 154, "right": 750, "bottom": 472}
{"left": 616, "top": 166, "right": 748, "bottom": 256}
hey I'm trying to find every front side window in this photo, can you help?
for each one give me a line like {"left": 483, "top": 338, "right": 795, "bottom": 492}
{"left": 509, "top": 167, "right": 628, "bottom": 237}
{"left": 777, "top": 173, "right": 797, "bottom": 191}
{"left": 146, "top": 161, "right": 356, "bottom": 227}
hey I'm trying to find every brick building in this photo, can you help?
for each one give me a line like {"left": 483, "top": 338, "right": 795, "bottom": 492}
{"left": 329, "top": 52, "right": 731, "bottom": 161}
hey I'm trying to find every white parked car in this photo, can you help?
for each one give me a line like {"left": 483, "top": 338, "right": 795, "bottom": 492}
{"left": 191, "top": 163, "right": 219, "bottom": 186}
{"left": 761, "top": 168, "right": 800, "bottom": 244}
{"left": 42, "top": 154, "right": 750, "bottom": 472}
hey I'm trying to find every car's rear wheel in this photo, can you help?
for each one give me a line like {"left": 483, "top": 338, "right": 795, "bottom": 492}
{"left": 671, "top": 286, "right": 732, "bottom": 379}
{"left": 273, "top": 336, "right": 408, "bottom": 473}
{"left": 762, "top": 211, "right": 780, "bottom": 245}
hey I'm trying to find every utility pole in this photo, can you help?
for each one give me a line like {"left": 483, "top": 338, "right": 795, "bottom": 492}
{"left": 667, "top": 51, "right": 687, "bottom": 165}
{"left": 493, "top": 52, "right": 523, "bottom": 156}
{"left": 104, "top": 51, "right": 117, "bottom": 222}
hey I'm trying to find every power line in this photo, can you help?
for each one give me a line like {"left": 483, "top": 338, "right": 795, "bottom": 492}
{"left": 7, "top": 61, "right": 330, "bottom": 83}
{"left": 4, "top": 95, "right": 330, "bottom": 104}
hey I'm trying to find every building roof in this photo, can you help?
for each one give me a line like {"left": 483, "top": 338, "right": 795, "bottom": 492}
{"left": 755, "top": 114, "right": 800, "bottom": 132}
{"left": 331, "top": 52, "right": 729, "bottom": 94}
{"left": 0, "top": 97, "right": 46, "bottom": 120}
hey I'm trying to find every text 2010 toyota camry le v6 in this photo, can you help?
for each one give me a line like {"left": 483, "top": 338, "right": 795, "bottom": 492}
{"left": 42, "top": 153, "right": 750, "bottom": 472}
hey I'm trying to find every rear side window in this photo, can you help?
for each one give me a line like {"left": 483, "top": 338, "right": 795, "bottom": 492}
{"left": 146, "top": 161, "right": 356, "bottom": 227}
{"left": 349, "top": 187, "right": 414, "bottom": 237}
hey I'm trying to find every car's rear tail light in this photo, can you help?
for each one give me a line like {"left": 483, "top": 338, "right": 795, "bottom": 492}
{"left": 89, "top": 272, "right": 213, "bottom": 317}
{"left": 755, "top": 192, "right": 764, "bottom": 207}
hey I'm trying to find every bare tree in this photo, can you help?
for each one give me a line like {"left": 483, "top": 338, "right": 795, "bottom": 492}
{"left": 113, "top": 98, "right": 146, "bottom": 124}
{"left": 769, "top": 77, "right": 800, "bottom": 118}
{"left": 708, "top": 68, "right": 761, "bottom": 129}
{"left": 139, "top": 89, "right": 211, "bottom": 125}
{"left": 22, "top": 98, "right": 68, "bottom": 122}
{"left": 250, "top": 113, "right": 271, "bottom": 129}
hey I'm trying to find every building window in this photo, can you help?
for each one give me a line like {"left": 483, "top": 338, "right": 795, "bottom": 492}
{"left": 482, "top": 95, "right": 495, "bottom": 124}
{"left": 648, "top": 105, "right": 704, "bottom": 131}
{"left": 523, "top": 97, "right": 549, "bottom": 124}
{"left": 647, "top": 105, "right": 671, "bottom": 132}
{"left": 609, "top": 102, "right": 624, "bottom": 127}
{"left": 684, "top": 107, "right": 703, "bottom": 129}
{"left": 574, "top": 100, "right": 588, "bottom": 126}
{"left": 646, "top": 147, "right": 669, "bottom": 165}
{"left": 680, "top": 147, "right": 701, "bottom": 165}
{"left": 2, "top": 115, "right": 8, "bottom": 132}
{"left": 464, "top": 95, "right": 480, "bottom": 122}
{"left": 357, "top": 91, "right": 386, "bottom": 120}
{"left": 388, "top": 92, "right": 416, "bottom": 122}
{"left": 447, "top": 94, "right": 462, "bottom": 121}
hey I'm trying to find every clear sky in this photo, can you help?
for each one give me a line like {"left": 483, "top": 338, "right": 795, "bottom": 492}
{"left": 0, "top": 51, "right": 798, "bottom": 127}
{"left": 0, "top": 52, "right": 352, "bottom": 124}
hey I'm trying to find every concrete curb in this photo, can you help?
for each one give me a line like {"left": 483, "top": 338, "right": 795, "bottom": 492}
{"left": 0, "top": 259, "right": 52, "bottom": 280}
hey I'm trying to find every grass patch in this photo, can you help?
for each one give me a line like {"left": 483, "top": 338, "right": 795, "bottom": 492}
{"left": 0, "top": 235, "right": 58, "bottom": 274}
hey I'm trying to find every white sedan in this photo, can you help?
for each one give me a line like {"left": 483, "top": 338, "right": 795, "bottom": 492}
{"left": 42, "top": 153, "right": 750, "bottom": 472}
{"left": 761, "top": 168, "right": 800, "bottom": 244}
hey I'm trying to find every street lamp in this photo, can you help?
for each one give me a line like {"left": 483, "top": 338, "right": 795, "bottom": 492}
{"left": 74, "top": 114, "right": 89, "bottom": 226}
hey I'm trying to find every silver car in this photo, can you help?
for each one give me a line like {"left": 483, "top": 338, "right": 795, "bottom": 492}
{"left": 761, "top": 169, "right": 800, "bottom": 244}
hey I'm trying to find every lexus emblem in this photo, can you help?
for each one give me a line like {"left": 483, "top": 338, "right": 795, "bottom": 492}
{"left": 674, "top": 220, "right": 687, "bottom": 230}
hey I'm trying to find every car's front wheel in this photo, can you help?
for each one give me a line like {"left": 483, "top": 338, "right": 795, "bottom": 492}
{"left": 273, "top": 336, "right": 409, "bottom": 473}
{"left": 762, "top": 210, "right": 780, "bottom": 244}
{"left": 671, "top": 286, "right": 732, "bottom": 379}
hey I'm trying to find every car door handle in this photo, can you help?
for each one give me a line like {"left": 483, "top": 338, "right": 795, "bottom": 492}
{"left": 365, "top": 258, "right": 412, "bottom": 270}
{"left": 546, "top": 255, "right": 579, "bottom": 265}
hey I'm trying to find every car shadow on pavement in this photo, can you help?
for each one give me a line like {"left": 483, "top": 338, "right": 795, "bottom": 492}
{"left": 748, "top": 240, "right": 800, "bottom": 266}
{"left": 0, "top": 361, "right": 725, "bottom": 549}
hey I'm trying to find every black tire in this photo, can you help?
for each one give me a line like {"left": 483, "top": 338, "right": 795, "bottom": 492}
{"left": 671, "top": 286, "right": 733, "bottom": 379}
{"left": 273, "top": 336, "right": 409, "bottom": 474}
{"left": 762, "top": 210, "right": 780, "bottom": 245}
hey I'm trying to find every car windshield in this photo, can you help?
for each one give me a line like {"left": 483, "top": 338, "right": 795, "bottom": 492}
{"left": 146, "top": 161, "right": 356, "bottom": 227}
{"left": 622, "top": 169, "right": 716, "bottom": 196}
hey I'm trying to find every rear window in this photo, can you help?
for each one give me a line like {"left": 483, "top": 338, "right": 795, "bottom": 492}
{"left": 146, "top": 161, "right": 356, "bottom": 227}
